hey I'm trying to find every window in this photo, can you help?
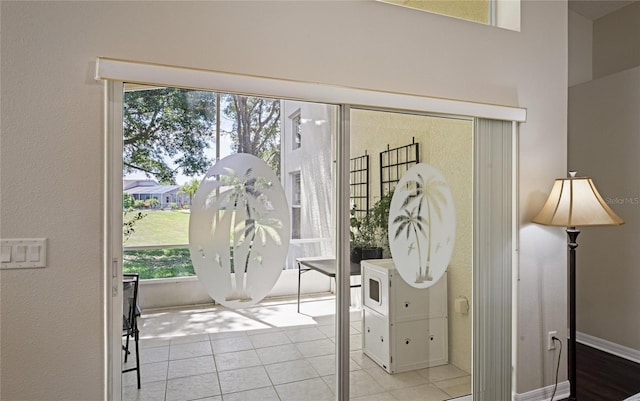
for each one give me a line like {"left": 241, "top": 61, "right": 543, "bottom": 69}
{"left": 378, "top": 0, "right": 520, "bottom": 32}
{"left": 291, "top": 171, "right": 301, "bottom": 239}
{"left": 291, "top": 110, "right": 302, "bottom": 149}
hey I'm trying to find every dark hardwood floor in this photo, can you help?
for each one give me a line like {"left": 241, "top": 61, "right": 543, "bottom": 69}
{"left": 559, "top": 343, "right": 640, "bottom": 401}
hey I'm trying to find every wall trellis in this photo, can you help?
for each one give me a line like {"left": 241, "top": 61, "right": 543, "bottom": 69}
{"left": 350, "top": 152, "right": 369, "bottom": 220}
{"left": 379, "top": 138, "right": 420, "bottom": 197}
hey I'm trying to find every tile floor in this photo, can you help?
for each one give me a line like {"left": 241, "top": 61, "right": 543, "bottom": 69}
{"left": 123, "top": 294, "right": 470, "bottom": 401}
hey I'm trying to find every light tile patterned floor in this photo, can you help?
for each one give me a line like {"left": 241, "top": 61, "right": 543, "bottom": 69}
{"left": 123, "top": 295, "right": 470, "bottom": 401}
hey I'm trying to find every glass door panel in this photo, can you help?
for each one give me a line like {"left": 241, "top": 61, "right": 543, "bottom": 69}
{"left": 121, "top": 84, "right": 340, "bottom": 401}
{"left": 350, "top": 108, "right": 473, "bottom": 400}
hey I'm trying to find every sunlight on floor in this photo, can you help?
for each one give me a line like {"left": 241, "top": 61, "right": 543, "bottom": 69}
{"left": 123, "top": 294, "right": 470, "bottom": 401}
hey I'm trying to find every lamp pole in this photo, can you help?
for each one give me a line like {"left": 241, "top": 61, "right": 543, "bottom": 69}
{"left": 567, "top": 227, "right": 579, "bottom": 401}
{"left": 533, "top": 172, "right": 624, "bottom": 401}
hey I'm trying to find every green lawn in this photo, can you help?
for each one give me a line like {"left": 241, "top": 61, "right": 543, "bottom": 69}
{"left": 123, "top": 248, "right": 194, "bottom": 279}
{"left": 124, "top": 209, "right": 191, "bottom": 246}
{"left": 123, "top": 210, "right": 194, "bottom": 278}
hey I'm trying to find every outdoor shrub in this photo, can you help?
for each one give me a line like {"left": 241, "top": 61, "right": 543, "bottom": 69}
{"left": 123, "top": 193, "right": 135, "bottom": 209}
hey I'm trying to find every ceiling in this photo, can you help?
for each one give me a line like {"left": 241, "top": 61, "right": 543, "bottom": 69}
{"left": 568, "top": 0, "right": 637, "bottom": 20}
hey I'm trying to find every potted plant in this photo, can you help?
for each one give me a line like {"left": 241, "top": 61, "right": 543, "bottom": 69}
{"left": 349, "top": 190, "right": 394, "bottom": 263}
{"left": 350, "top": 210, "right": 382, "bottom": 263}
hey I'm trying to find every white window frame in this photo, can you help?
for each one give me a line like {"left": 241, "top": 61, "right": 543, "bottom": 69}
{"left": 290, "top": 110, "right": 302, "bottom": 150}
{"left": 291, "top": 170, "right": 302, "bottom": 239}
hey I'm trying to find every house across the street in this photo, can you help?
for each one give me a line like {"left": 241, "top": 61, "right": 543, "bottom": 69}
{"left": 123, "top": 180, "right": 189, "bottom": 208}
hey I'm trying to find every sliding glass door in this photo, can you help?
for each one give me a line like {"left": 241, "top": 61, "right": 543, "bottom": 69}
{"left": 119, "top": 84, "right": 343, "bottom": 401}
{"left": 349, "top": 108, "right": 474, "bottom": 400}
{"left": 101, "top": 58, "right": 521, "bottom": 401}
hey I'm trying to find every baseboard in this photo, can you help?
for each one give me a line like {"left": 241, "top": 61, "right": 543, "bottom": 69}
{"left": 577, "top": 331, "right": 640, "bottom": 364}
{"left": 514, "top": 381, "right": 570, "bottom": 401}
{"left": 514, "top": 334, "right": 639, "bottom": 401}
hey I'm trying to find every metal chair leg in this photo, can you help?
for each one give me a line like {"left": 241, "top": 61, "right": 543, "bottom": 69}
{"left": 134, "top": 329, "right": 140, "bottom": 389}
{"left": 124, "top": 333, "right": 131, "bottom": 362}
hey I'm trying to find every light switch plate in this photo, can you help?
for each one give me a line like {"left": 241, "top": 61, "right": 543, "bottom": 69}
{"left": 0, "top": 238, "right": 47, "bottom": 269}
{"left": 0, "top": 245, "right": 11, "bottom": 262}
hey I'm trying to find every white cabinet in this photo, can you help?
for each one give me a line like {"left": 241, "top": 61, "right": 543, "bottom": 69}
{"left": 362, "top": 259, "right": 448, "bottom": 374}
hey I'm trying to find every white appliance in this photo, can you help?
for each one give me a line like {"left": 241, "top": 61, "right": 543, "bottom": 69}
{"left": 361, "top": 258, "right": 448, "bottom": 374}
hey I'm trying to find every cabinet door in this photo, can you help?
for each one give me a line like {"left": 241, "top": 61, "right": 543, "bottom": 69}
{"left": 362, "top": 264, "right": 389, "bottom": 316}
{"left": 362, "top": 308, "right": 391, "bottom": 372}
{"left": 393, "top": 317, "right": 448, "bottom": 372}
{"left": 425, "top": 317, "right": 448, "bottom": 366}
{"left": 426, "top": 272, "right": 447, "bottom": 318}
{"left": 391, "top": 272, "right": 429, "bottom": 322}
{"left": 392, "top": 271, "right": 447, "bottom": 322}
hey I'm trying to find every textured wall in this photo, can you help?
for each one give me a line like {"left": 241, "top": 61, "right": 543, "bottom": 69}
{"left": 0, "top": 1, "right": 567, "bottom": 399}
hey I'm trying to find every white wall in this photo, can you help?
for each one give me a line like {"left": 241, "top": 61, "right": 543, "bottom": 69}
{"left": 568, "top": 66, "right": 640, "bottom": 352}
{"left": 0, "top": 1, "right": 568, "bottom": 399}
{"left": 568, "top": 9, "right": 593, "bottom": 87}
{"left": 568, "top": 0, "right": 640, "bottom": 359}
{"left": 281, "top": 101, "right": 336, "bottom": 269}
{"left": 593, "top": 1, "right": 640, "bottom": 79}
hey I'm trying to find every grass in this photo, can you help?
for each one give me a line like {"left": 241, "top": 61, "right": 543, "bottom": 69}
{"left": 124, "top": 209, "right": 190, "bottom": 246}
{"left": 123, "top": 210, "right": 193, "bottom": 279}
{"left": 123, "top": 248, "right": 194, "bottom": 279}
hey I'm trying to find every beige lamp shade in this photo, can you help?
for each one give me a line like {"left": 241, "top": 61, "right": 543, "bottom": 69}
{"left": 532, "top": 173, "right": 624, "bottom": 227}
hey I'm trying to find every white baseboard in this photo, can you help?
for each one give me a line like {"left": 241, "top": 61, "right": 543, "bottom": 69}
{"left": 514, "top": 381, "right": 569, "bottom": 401}
{"left": 577, "top": 331, "right": 640, "bottom": 364}
{"left": 514, "top": 334, "right": 639, "bottom": 401}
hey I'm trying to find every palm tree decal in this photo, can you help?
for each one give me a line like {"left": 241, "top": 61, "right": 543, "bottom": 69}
{"left": 190, "top": 153, "right": 290, "bottom": 308}
{"left": 392, "top": 206, "right": 428, "bottom": 282}
{"left": 205, "top": 166, "right": 279, "bottom": 301}
{"left": 235, "top": 213, "right": 283, "bottom": 297}
{"left": 392, "top": 173, "right": 449, "bottom": 283}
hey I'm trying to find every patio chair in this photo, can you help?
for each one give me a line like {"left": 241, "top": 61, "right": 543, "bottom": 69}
{"left": 122, "top": 273, "right": 141, "bottom": 389}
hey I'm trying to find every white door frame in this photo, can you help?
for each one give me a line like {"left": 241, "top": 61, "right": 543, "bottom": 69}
{"left": 103, "top": 80, "right": 124, "bottom": 401}
{"left": 99, "top": 57, "right": 525, "bottom": 401}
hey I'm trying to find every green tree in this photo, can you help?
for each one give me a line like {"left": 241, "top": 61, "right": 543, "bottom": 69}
{"left": 124, "top": 87, "right": 216, "bottom": 183}
{"left": 179, "top": 178, "right": 200, "bottom": 205}
{"left": 123, "top": 193, "right": 135, "bottom": 210}
{"left": 123, "top": 211, "right": 146, "bottom": 243}
{"left": 223, "top": 95, "right": 281, "bottom": 176}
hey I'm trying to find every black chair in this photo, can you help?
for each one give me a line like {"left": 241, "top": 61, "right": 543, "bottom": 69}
{"left": 122, "top": 273, "right": 141, "bottom": 389}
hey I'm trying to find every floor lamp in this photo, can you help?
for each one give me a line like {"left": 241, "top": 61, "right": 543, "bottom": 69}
{"left": 532, "top": 171, "right": 624, "bottom": 401}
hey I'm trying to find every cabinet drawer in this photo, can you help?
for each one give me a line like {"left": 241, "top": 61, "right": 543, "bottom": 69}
{"left": 362, "top": 309, "right": 390, "bottom": 370}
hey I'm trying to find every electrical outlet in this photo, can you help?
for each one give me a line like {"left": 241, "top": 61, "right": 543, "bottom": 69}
{"left": 547, "top": 331, "right": 557, "bottom": 350}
